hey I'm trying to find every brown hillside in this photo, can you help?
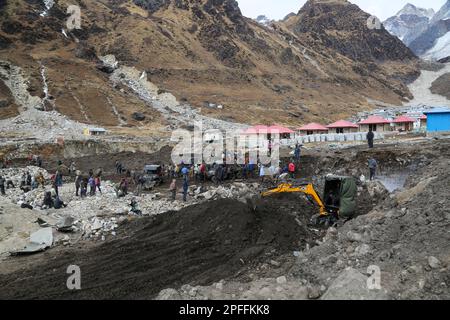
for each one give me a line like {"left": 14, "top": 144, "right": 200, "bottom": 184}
{"left": 0, "top": 0, "right": 420, "bottom": 128}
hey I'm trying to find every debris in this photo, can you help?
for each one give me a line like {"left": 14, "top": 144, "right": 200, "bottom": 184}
{"left": 428, "top": 256, "right": 441, "bottom": 269}
{"left": 321, "top": 268, "right": 388, "bottom": 300}
{"left": 56, "top": 216, "right": 75, "bottom": 232}
{"left": 11, "top": 227, "right": 53, "bottom": 255}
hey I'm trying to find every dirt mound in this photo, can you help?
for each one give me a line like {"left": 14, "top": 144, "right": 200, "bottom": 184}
{"left": 0, "top": 195, "right": 318, "bottom": 299}
{"left": 290, "top": 156, "right": 450, "bottom": 300}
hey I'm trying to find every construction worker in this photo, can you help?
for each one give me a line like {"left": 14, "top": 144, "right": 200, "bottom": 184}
{"left": 259, "top": 164, "right": 266, "bottom": 183}
{"left": 80, "top": 178, "right": 88, "bottom": 198}
{"left": 288, "top": 161, "right": 296, "bottom": 179}
{"left": 169, "top": 179, "right": 177, "bottom": 200}
{"left": 0, "top": 175, "right": 5, "bottom": 195}
{"left": 36, "top": 172, "right": 45, "bottom": 188}
{"left": 69, "top": 161, "right": 76, "bottom": 175}
{"left": 130, "top": 198, "right": 142, "bottom": 215}
{"left": 95, "top": 175, "right": 102, "bottom": 194}
{"left": 136, "top": 175, "right": 145, "bottom": 196}
{"left": 75, "top": 171, "right": 82, "bottom": 196}
{"left": 367, "top": 128, "right": 375, "bottom": 149}
{"left": 294, "top": 143, "right": 301, "bottom": 162}
{"left": 115, "top": 161, "right": 122, "bottom": 174}
{"left": 88, "top": 176, "right": 96, "bottom": 196}
{"left": 182, "top": 177, "right": 188, "bottom": 202}
{"left": 41, "top": 191, "right": 54, "bottom": 209}
{"left": 181, "top": 165, "right": 189, "bottom": 179}
{"left": 368, "top": 157, "right": 378, "bottom": 181}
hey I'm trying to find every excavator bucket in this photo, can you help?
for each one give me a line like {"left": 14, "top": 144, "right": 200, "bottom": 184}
{"left": 246, "top": 195, "right": 261, "bottom": 212}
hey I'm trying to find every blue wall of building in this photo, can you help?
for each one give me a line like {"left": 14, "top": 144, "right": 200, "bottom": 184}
{"left": 426, "top": 112, "right": 450, "bottom": 132}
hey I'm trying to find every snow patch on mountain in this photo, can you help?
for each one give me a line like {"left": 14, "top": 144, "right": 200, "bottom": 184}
{"left": 430, "top": 0, "right": 450, "bottom": 24}
{"left": 423, "top": 31, "right": 450, "bottom": 61}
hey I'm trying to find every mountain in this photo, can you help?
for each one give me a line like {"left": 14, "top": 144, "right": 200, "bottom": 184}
{"left": 284, "top": 0, "right": 417, "bottom": 62}
{"left": 384, "top": 1, "right": 450, "bottom": 61}
{"left": 411, "top": 19, "right": 450, "bottom": 59}
{"left": 430, "top": 0, "right": 450, "bottom": 24}
{"left": 0, "top": 0, "right": 419, "bottom": 128}
{"left": 383, "top": 3, "right": 434, "bottom": 45}
{"left": 396, "top": 3, "right": 434, "bottom": 18}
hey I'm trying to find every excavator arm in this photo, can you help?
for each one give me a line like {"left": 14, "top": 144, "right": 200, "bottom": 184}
{"left": 262, "top": 183, "right": 328, "bottom": 216}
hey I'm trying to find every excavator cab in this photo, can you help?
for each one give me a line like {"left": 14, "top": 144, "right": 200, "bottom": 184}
{"left": 323, "top": 176, "right": 357, "bottom": 219}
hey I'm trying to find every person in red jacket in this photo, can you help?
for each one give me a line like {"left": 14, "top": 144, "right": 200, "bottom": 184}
{"left": 199, "top": 162, "right": 207, "bottom": 182}
{"left": 288, "top": 161, "right": 295, "bottom": 179}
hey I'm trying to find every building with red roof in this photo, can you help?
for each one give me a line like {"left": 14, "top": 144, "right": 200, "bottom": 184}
{"left": 298, "top": 123, "right": 329, "bottom": 135}
{"left": 357, "top": 115, "right": 391, "bottom": 132}
{"left": 326, "top": 120, "right": 359, "bottom": 134}
{"left": 392, "top": 115, "right": 415, "bottom": 131}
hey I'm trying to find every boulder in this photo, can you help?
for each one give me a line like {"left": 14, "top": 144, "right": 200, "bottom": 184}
{"left": 321, "top": 268, "right": 389, "bottom": 300}
{"left": 428, "top": 256, "right": 441, "bottom": 269}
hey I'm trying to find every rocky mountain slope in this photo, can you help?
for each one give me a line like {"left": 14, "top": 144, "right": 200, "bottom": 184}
{"left": 384, "top": 1, "right": 450, "bottom": 61}
{"left": 383, "top": 3, "right": 434, "bottom": 45}
{"left": 0, "top": 0, "right": 419, "bottom": 129}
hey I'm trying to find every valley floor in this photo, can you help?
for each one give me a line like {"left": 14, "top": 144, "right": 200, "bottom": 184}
{"left": 0, "top": 136, "right": 448, "bottom": 300}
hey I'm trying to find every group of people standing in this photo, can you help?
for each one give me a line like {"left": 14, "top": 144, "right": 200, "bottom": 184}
{"left": 75, "top": 167, "right": 102, "bottom": 198}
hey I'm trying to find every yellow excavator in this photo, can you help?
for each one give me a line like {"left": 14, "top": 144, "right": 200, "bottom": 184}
{"left": 261, "top": 182, "right": 328, "bottom": 216}
{"left": 251, "top": 176, "right": 357, "bottom": 225}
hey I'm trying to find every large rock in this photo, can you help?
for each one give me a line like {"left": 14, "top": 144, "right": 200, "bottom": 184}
{"left": 321, "top": 268, "right": 389, "bottom": 300}
{"left": 98, "top": 55, "right": 119, "bottom": 73}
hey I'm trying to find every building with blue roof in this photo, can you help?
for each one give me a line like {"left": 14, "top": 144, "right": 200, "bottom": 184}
{"left": 424, "top": 108, "right": 450, "bottom": 133}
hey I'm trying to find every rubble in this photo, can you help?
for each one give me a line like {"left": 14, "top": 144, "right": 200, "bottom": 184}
{"left": 11, "top": 227, "right": 53, "bottom": 255}
{"left": 156, "top": 278, "right": 310, "bottom": 300}
{"left": 321, "top": 268, "right": 389, "bottom": 300}
{"left": 109, "top": 64, "right": 245, "bottom": 132}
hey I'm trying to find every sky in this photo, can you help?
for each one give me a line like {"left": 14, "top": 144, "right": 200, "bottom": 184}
{"left": 236, "top": 0, "right": 447, "bottom": 21}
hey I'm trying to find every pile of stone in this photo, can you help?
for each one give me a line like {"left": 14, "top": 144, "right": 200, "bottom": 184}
{"left": 156, "top": 276, "right": 323, "bottom": 300}
{"left": 190, "top": 182, "right": 259, "bottom": 201}
{"left": 109, "top": 62, "right": 245, "bottom": 132}
{"left": 79, "top": 216, "right": 120, "bottom": 240}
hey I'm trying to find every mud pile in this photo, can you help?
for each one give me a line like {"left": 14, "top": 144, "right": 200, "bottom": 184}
{"left": 0, "top": 195, "right": 318, "bottom": 299}
{"left": 290, "top": 157, "right": 450, "bottom": 300}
